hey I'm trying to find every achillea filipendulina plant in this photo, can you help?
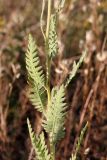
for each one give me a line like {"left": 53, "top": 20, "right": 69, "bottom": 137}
{"left": 25, "top": 0, "right": 87, "bottom": 159}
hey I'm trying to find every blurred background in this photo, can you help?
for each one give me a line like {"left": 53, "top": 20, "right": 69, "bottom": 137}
{"left": 0, "top": 0, "right": 107, "bottom": 159}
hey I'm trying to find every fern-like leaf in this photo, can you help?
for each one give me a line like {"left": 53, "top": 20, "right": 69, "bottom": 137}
{"left": 27, "top": 119, "right": 51, "bottom": 160}
{"left": 43, "top": 85, "right": 66, "bottom": 144}
{"left": 71, "top": 122, "right": 88, "bottom": 160}
{"left": 65, "top": 50, "right": 87, "bottom": 87}
{"left": 48, "top": 14, "right": 58, "bottom": 58}
{"left": 26, "top": 34, "right": 46, "bottom": 112}
{"left": 28, "top": 82, "right": 46, "bottom": 112}
{"left": 26, "top": 34, "right": 45, "bottom": 87}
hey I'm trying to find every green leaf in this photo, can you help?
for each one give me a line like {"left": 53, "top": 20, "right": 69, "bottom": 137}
{"left": 65, "top": 50, "right": 87, "bottom": 87}
{"left": 71, "top": 122, "right": 88, "bottom": 160}
{"left": 26, "top": 34, "right": 45, "bottom": 87}
{"left": 27, "top": 119, "right": 51, "bottom": 160}
{"left": 48, "top": 14, "right": 58, "bottom": 58}
{"left": 26, "top": 34, "right": 46, "bottom": 112}
{"left": 43, "top": 85, "right": 66, "bottom": 144}
{"left": 28, "top": 82, "right": 46, "bottom": 112}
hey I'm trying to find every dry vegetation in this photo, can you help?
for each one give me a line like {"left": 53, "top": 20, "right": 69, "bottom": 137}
{"left": 0, "top": 0, "right": 107, "bottom": 160}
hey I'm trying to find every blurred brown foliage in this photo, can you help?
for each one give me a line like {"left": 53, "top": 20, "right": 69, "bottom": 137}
{"left": 0, "top": 0, "right": 107, "bottom": 160}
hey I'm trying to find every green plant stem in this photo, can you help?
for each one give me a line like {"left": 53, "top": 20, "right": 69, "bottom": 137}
{"left": 50, "top": 139, "right": 55, "bottom": 160}
{"left": 40, "top": 0, "right": 46, "bottom": 40}
{"left": 51, "top": 146, "right": 55, "bottom": 160}
{"left": 46, "top": 0, "right": 52, "bottom": 38}
{"left": 45, "top": 1, "right": 55, "bottom": 159}
{"left": 45, "top": 0, "right": 52, "bottom": 105}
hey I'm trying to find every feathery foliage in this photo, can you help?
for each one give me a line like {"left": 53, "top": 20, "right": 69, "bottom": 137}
{"left": 48, "top": 14, "right": 58, "bottom": 58}
{"left": 26, "top": 1, "right": 87, "bottom": 159}
{"left": 71, "top": 122, "right": 88, "bottom": 160}
{"left": 26, "top": 34, "right": 46, "bottom": 112}
{"left": 65, "top": 50, "right": 87, "bottom": 87}
{"left": 27, "top": 119, "right": 51, "bottom": 160}
{"left": 26, "top": 34, "right": 45, "bottom": 87}
{"left": 43, "top": 85, "right": 66, "bottom": 144}
{"left": 28, "top": 83, "right": 46, "bottom": 112}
